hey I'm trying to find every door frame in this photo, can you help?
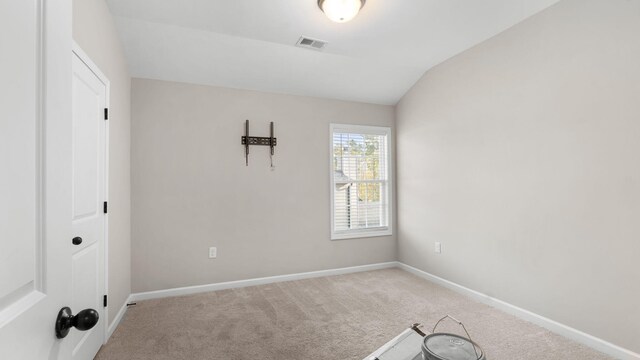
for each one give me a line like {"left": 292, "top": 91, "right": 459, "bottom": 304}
{"left": 71, "top": 42, "right": 110, "bottom": 345}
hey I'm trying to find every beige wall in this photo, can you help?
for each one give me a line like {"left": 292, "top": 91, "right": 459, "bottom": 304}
{"left": 397, "top": 0, "right": 640, "bottom": 353}
{"left": 73, "top": 0, "right": 131, "bottom": 325}
{"left": 131, "top": 79, "right": 396, "bottom": 293}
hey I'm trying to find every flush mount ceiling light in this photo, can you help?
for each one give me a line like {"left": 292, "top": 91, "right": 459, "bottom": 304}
{"left": 318, "top": 0, "right": 366, "bottom": 23}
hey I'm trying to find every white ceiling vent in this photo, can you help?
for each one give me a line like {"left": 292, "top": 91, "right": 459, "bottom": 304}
{"left": 295, "top": 36, "right": 328, "bottom": 51}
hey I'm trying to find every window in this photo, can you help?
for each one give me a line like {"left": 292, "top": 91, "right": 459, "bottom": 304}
{"left": 330, "top": 124, "right": 392, "bottom": 240}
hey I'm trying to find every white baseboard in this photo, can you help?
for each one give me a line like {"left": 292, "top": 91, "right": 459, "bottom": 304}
{"left": 105, "top": 294, "right": 133, "bottom": 343}
{"left": 397, "top": 262, "right": 640, "bottom": 360}
{"left": 129, "top": 262, "right": 398, "bottom": 302}
{"left": 116, "top": 261, "right": 639, "bottom": 359}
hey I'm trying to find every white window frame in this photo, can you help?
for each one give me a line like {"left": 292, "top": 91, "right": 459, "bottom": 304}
{"left": 330, "top": 124, "right": 393, "bottom": 240}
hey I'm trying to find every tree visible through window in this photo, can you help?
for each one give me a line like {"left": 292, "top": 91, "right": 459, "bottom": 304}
{"left": 331, "top": 124, "right": 391, "bottom": 239}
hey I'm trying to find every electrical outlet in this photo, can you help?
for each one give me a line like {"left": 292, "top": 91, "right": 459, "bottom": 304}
{"left": 435, "top": 242, "right": 442, "bottom": 254}
{"left": 208, "top": 247, "right": 217, "bottom": 259}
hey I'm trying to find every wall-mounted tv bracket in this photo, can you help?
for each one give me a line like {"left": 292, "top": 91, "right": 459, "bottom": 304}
{"left": 241, "top": 120, "right": 277, "bottom": 167}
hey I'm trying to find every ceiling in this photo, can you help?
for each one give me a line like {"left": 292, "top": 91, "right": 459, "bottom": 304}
{"left": 106, "top": 0, "right": 560, "bottom": 105}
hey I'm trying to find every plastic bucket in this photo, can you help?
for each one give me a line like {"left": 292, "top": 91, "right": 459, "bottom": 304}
{"left": 421, "top": 315, "right": 486, "bottom": 360}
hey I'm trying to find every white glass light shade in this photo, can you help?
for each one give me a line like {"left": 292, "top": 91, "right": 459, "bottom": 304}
{"left": 318, "top": 0, "right": 365, "bottom": 23}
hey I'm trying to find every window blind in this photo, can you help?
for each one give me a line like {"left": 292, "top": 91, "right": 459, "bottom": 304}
{"left": 331, "top": 125, "right": 391, "bottom": 238}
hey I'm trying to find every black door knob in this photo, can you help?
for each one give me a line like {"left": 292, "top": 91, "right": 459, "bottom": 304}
{"left": 72, "top": 237, "right": 83, "bottom": 245}
{"left": 55, "top": 307, "right": 99, "bottom": 339}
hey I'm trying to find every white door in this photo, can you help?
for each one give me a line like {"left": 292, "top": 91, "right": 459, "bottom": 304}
{"left": 69, "top": 51, "right": 108, "bottom": 360}
{"left": 0, "top": 0, "right": 74, "bottom": 359}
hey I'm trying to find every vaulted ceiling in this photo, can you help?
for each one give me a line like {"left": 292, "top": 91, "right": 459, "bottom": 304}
{"left": 106, "top": 0, "right": 560, "bottom": 105}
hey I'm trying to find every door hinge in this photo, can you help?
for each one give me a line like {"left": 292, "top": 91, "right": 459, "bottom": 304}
{"left": 104, "top": 108, "right": 109, "bottom": 120}
{"left": 103, "top": 295, "right": 108, "bottom": 307}
{"left": 103, "top": 201, "right": 108, "bottom": 214}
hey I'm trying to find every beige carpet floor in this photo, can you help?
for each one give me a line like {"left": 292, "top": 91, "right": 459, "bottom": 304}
{"left": 96, "top": 268, "right": 611, "bottom": 360}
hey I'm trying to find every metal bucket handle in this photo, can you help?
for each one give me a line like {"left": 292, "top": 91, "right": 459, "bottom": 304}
{"left": 431, "top": 315, "right": 482, "bottom": 360}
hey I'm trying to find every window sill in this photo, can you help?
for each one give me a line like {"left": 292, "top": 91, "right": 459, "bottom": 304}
{"left": 331, "top": 228, "right": 392, "bottom": 241}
